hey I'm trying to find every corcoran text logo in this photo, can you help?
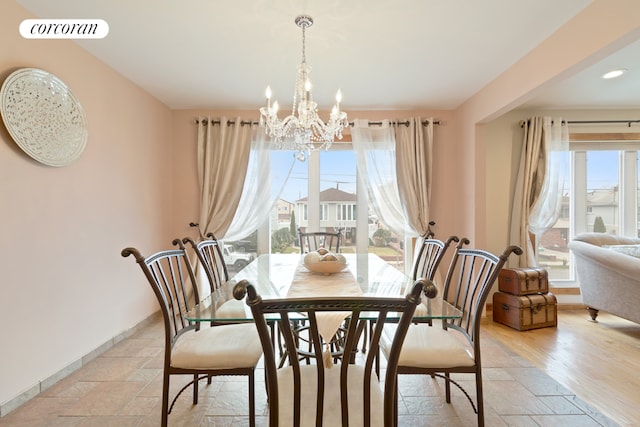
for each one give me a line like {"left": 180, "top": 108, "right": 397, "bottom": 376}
{"left": 20, "top": 19, "right": 109, "bottom": 39}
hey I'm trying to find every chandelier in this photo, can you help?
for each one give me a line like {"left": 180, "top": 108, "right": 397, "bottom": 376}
{"left": 259, "top": 15, "right": 348, "bottom": 161}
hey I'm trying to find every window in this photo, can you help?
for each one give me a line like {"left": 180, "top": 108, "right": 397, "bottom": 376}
{"left": 265, "top": 143, "right": 408, "bottom": 272}
{"left": 337, "top": 204, "right": 356, "bottom": 221}
{"left": 320, "top": 204, "right": 328, "bottom": 221}
{"left": 537, "top": 134, "right": 640, "bottom": 283}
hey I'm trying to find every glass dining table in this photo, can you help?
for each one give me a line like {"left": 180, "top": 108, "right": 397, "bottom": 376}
{"left": 185, "top": 253, "right": 462, "bottom": 324}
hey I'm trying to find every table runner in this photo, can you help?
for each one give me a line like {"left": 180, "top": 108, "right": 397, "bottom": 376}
{"left": 287, "top": 260, "right": 363, "bottom": 365}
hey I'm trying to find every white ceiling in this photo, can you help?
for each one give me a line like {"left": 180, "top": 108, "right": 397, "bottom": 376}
{"left": 519, "top": 37, "right": 640, "bottom": 110}
{"left": 16, "top": 0, "right": 640, "bottom": 112}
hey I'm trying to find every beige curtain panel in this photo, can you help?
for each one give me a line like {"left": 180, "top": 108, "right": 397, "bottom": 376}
{"left": 509, "top": 116, "right": 546, "bottom": 266}
{"left": 509, "top": 116, "right": 568, "bottom": 267}
{"left": 395, "top": 117, "right": 434, "bottom": 236}
{"left": 196, "top": 117, "right": 253, "bottom": 239}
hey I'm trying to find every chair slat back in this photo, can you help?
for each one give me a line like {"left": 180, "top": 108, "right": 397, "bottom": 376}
{"left": 233, "top": 279, "right": 426, "bottom": 427}
{"left": 412, "top": 235, "right": 460, "bottom": 281}
{"left": 441, "top": 241, "right": 522, "bottom": 344}
{"left": 122, "top": 245, "right": 201, "bottom": 344}
{"left": 183, "top": 234, "right": 229, "bottom": 292}
{"left": 299, "top": 228, "right": 342, "bottom": 253}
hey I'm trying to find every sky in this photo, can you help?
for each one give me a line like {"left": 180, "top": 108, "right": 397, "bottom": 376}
{"left": 271, "top": 148, "right": 629, "bottom": 204}
{"left": 272, "top": 149, "right": 357, "bottom": 203}
{"left": 586, "top": 150, "right": 620, "bottom": 189}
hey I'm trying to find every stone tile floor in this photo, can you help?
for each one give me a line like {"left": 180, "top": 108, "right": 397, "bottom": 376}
{"left": 0, "top": 318, "right": 619, "bottom": 426}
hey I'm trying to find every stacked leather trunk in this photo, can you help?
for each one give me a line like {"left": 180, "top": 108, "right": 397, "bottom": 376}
{"left": 492, "top": 268, "right": 557, "bottom": 330}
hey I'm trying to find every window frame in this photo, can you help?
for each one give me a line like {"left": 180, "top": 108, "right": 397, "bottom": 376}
{"left": 261, "top": 140, "right": 414, "bottom": 274}
{"left": 571, "top": 134, "right": 640, "bottom": 238}
{"left": 550, "top": 132, "right": 640, "bottom": 285}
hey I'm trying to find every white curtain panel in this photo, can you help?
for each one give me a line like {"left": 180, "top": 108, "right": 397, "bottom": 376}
{"left": 352, "top": 119, "right": 417, "bottom": 237}
{"left": 196, "top": 116, "right": 252, "bottom": 238}
{"left": 223, "top": 127, "right": 296, "bottom": 241}
{"left": 528, "top": 117, "right": 569, "bottom": 236}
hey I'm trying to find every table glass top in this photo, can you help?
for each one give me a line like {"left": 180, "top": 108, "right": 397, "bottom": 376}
{"left": 186, "top": 253, "right": 462, "bottom": 322}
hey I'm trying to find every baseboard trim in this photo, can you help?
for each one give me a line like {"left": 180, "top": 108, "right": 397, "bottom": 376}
{"left": 549, "top": 286, "right": 581, "bottom": 295}
{"left": 0, "top": 311, "right": 161, "bottom": 418}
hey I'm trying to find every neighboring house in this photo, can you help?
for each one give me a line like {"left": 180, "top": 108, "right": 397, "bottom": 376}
{"left": 539, "top": 186, "right": 639, "bottom": 272}
{"left": 271, "top": 198, "right": 295, "bottom": 232}
{"left": 584, "top": 187, "right": 624, "bottom": 234}
{"left": 296, "top": 187, "right": 357, "bottom": 243}
{"left": 541, "top": 187, "right": 633, "bottom": 251}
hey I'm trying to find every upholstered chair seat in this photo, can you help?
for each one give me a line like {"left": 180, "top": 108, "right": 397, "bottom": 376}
{"left": 383, "top": 324, "right": 474, "bottom": 369}
{"left": 276, "top": 365, "right": 384, "bottom": 427}
{"left": 172, "top": 323, "right": 262, "bottom": 370}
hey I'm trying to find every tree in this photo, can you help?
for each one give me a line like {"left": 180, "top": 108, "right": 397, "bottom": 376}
{"left": 271, "top": 227, "right": 294, "bottom": 253}
{"left": 372, "top": 228, "right": 392, "bottom": 247}
{"left": 593, "top": 216, "right": 606, "bottom": 233}
{"left": 289, "top": 211, "right": 297, "bottom": 239}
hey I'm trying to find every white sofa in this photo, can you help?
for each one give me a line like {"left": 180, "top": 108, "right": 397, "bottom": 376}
{"left": 568, "top": 232, "right": 640, "bottom": 323}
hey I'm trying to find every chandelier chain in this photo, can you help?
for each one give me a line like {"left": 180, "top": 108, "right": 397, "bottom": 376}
{"left": 301, "top": 23, "right": 306, "bottom": 64}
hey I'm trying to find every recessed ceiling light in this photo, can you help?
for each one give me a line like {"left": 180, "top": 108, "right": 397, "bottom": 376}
{"left": 602, "top": 68, "right": 627, "bottom": 79}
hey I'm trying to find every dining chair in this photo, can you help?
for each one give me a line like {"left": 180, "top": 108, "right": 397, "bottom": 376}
{"left": 233, "top": 278, "right": 427, "bottom": 426}
{"left": 382, "top": 241, "right": 523, "bottom": 427}
{"left": 183, "top": 234, "right": 287, "bottom": 361}
{"left": 362, "top": 233, "right": 460, "bottom": 355}
{"left": 121, "top": 244, "right": 263, "bottom": 427}
{"left": 182, "top": 234, "right": 292, "bottom": 368}
{"left": 298, "top": 227, "right": 342, "bottom": 253}
{"left": 181, "top": 233, "right": 228, "bottom": 292}
{"left": 412, "top": 234, "right": 460, "bottom": 282}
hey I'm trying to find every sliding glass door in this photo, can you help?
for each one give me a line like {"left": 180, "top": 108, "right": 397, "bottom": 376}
{"left": 264, "top": 142, "right": 408, "bottom": 273}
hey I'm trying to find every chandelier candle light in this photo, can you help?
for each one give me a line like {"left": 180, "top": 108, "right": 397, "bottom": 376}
{"left": 260, "top": 15, "right": 348, "bottom": 161}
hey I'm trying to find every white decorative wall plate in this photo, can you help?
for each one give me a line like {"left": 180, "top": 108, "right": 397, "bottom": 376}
{"left": 0, "top": 68, "right": 88, "bottom": 167}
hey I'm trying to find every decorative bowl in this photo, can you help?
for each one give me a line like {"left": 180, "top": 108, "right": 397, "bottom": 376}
{"left": 304, "top": 251, "right": 347, "bottom": 274}
{"left": 304, "top": 260, "right": 348, "bottom": 275}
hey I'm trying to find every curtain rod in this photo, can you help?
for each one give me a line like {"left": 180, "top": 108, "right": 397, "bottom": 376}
{"left": 520, "top": 119, "right": 640, "bottom": 128}
{"left": 568, "top": 119, "right": 640, "bottom": 126}
{"left": 194, "top": 118, "right": 440, "bottom": 127}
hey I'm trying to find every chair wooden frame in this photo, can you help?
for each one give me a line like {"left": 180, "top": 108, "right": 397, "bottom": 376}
{"left": 298, "top": 227, "right": 342, "bottom": 253}
{"left": 233, "top": 278, "right": 427, "bottom": 426}
{"left": 390, "top": 240, "right": 522, "bottom": 427}
{"left": 122, "top": 243, "right": 260, "bottom": 427}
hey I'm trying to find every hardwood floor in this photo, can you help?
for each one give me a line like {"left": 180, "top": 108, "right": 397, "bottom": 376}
{"left": 483, "top": 309, "right": 640, "bottom": 427}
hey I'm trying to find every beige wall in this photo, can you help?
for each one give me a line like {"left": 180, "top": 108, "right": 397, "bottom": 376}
{"left": 0, "top": 2, "right": 173, "bottom": 408}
